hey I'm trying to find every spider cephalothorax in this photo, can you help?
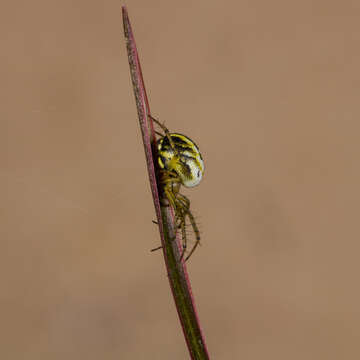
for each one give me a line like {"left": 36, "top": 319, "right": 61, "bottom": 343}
{"left": 150, "top": 115, "right": 204, "bottom": 261}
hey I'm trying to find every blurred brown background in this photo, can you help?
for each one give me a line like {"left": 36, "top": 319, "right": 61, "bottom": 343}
{"left": 1, "top": 0, "right": 360, "bottom": 359}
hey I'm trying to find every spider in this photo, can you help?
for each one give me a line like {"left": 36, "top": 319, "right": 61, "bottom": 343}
{"left": 149, "top": 115, "right": 204, "bottom": 261}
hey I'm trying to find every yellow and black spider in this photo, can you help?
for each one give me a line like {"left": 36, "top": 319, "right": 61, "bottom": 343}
{"left": 150, "top": 115, "right": 204, "bottom": 261}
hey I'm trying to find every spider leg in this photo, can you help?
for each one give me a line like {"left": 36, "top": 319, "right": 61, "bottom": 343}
{"left": 149, "top": 115, "right": 179, "bottom": 156}
{"left": 176, "top": 193, "right": 190, "bottom": 212}
{"left": 175, "top": 192, "right": 201, "bottom": 261}
{"left": 184, "top": 209, "right": 201, "bottom": 261}
{"left": 150, "top": 245, "right": 163, "bottom": 252}
{"left": 161, "top": 176, "right": 181, "bottom": 186}
{"left": 163, "top": 183, "right": 184, "bottom": 230}
{"left": 175, "top": 194, "right": 190, "bottom": 228}
{"left": 164, "top": 181, "right": 191, "bottom": 260}
{"left": 178, "top": 211, "right": 187, "bottom": 261}
{"left": 164, "top": 185, "right": 178, "bottom": 215}
{"left": 176, "top": 193, "right": 201, "bottom": 261}
{"left": 160, "top": 172, "right": 201, "bottom": 261}
{"left": 149, "top": 115, "right": 168, "bottom": 133}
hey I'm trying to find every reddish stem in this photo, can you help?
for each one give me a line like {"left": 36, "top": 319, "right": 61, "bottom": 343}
{"left": 122, "top": 7, "right": 210, "bottom": 359}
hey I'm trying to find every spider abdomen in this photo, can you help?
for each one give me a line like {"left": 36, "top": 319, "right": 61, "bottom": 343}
{"left": 157, "top": 133, "right": 204, "bottom": 188}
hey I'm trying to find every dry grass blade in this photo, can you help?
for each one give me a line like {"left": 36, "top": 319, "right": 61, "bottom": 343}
{"left": 122, "top": 6, "right": 210, "bottom": 359}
